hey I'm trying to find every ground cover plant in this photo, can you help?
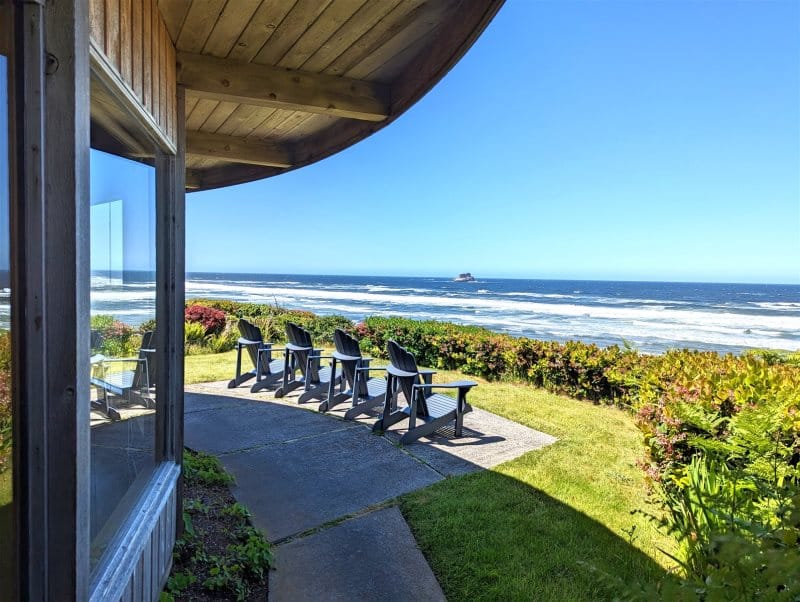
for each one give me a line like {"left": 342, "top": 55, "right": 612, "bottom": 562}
{"left": 178, "top": 305, "right": 799, "bottom": 598}
{"left": 184, "top": 352, "right": 678, "bottom": 599}
{"left": 162, "top": 449, "right": 273, "bottom": 601}
{"left": 181, "top": 308, "right": 800, "bottom": 597}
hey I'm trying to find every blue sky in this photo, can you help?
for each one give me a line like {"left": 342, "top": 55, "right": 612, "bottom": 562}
{"left": 186, "top": 0, "right": 800, "bottom": 284}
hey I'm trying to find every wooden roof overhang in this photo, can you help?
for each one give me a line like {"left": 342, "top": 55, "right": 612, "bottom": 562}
{"left": 161, "top": 0, "right": 504, "bottom": 191}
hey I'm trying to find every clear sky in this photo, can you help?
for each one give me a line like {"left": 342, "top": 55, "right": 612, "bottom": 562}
{"left": 186, "top": 0, "right": 800, "bottom": 284}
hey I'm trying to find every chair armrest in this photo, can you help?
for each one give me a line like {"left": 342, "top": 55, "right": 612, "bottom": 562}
{"left": 356, "top": 366, "right": 387, "bottom": 372}
{"left": 413, "top": 380, "right": 478, "bottom": 390}
{"left": 258, "top": 347, "right": 286, "bottom": 354}
{"left": 387, "top": 365, "right": 418, "bottom": 378}
{"left": 419, "top": 369, "right": 437, "bottom": 376}
{"left": 286, "top": 343, "right": 313, "bottom": 352}
{"left": 332, "top": 351, "right": 361, "bottom": 362}
{"left": 237, "top": 337, "right": 263, "bottom": 346}
{"left": 99, "top": 357, "right": 146, "bottom": 364}
{"left": 309, "top": 354, "right": 334, "bottom": 360}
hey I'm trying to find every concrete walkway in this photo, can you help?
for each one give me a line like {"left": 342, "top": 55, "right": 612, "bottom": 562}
{"left": 185, "top": 380, "right": 556, "bottom": 601}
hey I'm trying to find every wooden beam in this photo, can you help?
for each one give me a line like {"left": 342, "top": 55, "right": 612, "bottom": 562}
{"left": 186, "top": 130, "right": 293, "bottom": 168}
{"left": 177, "top": 51, "right": 389, "bottom": 122}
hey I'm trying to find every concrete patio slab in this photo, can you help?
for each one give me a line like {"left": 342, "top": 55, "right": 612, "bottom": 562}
{"left": 269, "top": 507, "right": 446, "bottom": 602}
{"left": 184, "top": 381, "right": 558, "bottom": 600}
{"left": 218, "top": 425, "right": 442, "bottom": 541}
{"left": 184, "top": 395, "right": 360, "bottom": 455}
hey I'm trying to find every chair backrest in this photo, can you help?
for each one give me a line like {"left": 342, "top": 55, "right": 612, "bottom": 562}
{"left": 285, "top": 322, "right": 319, "bottom": 382}
{"left": 237, "top": 318, "right": 264, "bottom": 368}
{"left": 133, "top": 330, "right": 154, "bottom": 390}
{"left": 333, "top": 328, "right": 366, "bottom": 396}
{"left": 387, "top": 340, "right": 428, "bottom": 416}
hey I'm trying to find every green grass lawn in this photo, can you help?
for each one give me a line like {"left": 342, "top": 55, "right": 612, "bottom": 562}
{"left": 185, "top": 352, "right": 678, "bottom": 600}
{"left": 1, "top": 462, "right": 12, "bottom": 600}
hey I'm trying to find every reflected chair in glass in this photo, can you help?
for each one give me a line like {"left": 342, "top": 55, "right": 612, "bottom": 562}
{"left": 90, "top": 330, "right": 156, "bottom": 420}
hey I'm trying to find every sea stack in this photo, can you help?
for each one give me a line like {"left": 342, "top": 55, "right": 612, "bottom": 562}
{"left": 454, "top": 272, "right": 476, "bottom": 282}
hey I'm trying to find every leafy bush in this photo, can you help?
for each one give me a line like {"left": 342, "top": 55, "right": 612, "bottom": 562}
{"left": 90, "top": 314, "right": 139, "bottom": 357}
{"left": 0, "top": 331, "right": 10, "bottom": 474}
{"left": 185, "top": 304, "right": 227, "bottom": 335}
{"left": 186, "top": 298, "right": 352, "bottom": 344}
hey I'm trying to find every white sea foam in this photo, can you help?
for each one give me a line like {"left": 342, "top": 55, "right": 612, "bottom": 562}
{"left": 179, "top": 279, "right": 800, "bottom": 352}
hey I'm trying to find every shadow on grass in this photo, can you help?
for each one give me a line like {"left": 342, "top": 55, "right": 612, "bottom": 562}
{"left": 401, "top": 469, "right": 676, "bottom": 601}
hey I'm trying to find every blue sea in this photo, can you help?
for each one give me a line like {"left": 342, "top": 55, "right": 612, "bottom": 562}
{"left": 87, "top": 272, "right": 800, "bottom": 356}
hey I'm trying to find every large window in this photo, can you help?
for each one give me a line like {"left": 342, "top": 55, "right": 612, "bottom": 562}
{"left": 88, "top": 149, "right": 157, "bottom": 569}
{"left": 0, "top": 51, "right": 12, "bottom": 601}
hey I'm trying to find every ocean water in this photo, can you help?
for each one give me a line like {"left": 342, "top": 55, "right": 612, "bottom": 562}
{"left": 86, "top": 272, "right": 800, "bottom": 356}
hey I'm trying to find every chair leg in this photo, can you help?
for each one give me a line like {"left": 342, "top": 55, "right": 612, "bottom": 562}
{"left": 400, "top": 413, "right": 455, "bottom": 445}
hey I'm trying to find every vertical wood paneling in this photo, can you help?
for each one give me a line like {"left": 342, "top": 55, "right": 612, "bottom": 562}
{"left": 90, "top": 0, "right": 105, "bottom": 48}
{"left": 131, "top": 0, "right": 143, "bottom": 98}
{"left": 151, "top": 0, "right": 160, "bottom": 121}
{"left": 89, "top": 0, "right": 178, "bottom": 148}
{"left": 160, "top": 23, "right": 168, "bottom": 141}
{"left": 142, "top": 0, "right": 152, "bottom": 113}
{"left": 119, "top": 0, "right": 132, "bottom": 84}
{"left": 105, "top": 0, "right": 121, "bottom": 70}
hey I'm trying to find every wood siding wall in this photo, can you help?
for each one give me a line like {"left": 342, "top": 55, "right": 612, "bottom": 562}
{"left": 89, "top": 0, "right": 177, "bottom": 148}
{"left": 89, "top": 464, "right": 180, "bottom": 602}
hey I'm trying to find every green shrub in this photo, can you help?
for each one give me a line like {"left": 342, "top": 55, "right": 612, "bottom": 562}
{"left": 0, "top": 331, "right": 10, "bottom": 474}
{"left": 186, "top": 298, "right": 352, "bottom": 345}
{"left": 90, "top": 314, "right": 140, "bottom": 357}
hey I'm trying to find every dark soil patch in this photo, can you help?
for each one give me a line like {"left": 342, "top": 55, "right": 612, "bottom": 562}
{"left": 164, "top": 450, "right": 271, "bottom": 601}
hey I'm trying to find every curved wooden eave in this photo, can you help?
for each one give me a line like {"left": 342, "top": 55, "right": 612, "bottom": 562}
{"left": 179, "top": 0, "right": 505, "bottom": 191}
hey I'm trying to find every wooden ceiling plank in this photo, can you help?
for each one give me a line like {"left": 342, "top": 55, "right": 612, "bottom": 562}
{"left": 345, "top": 1, "right": 452, "bottom": 81}
{"left": 274, "top": 112, "right": 332, "bottom": 143}
{"left": 214, "top": 104, "right": 259, "bottom": 136}
{"left": 157, "top": 0, "right": 192, "bottom": 42}
{"left": 198, "top": 100, "right": 239, "bottom": 132}
{"left": 246, "top": 108, "right": 295, "bottom": 139}
{"left": 322, "top": 0, "right": 426, "bottom": 77}
{"left": 230, "top": 107, "right": 278, "bottom": 138}
{"left": 252, "top": 0, "right": 334, "bottom": 66}
{"left": 201, "top": 0, "right": 263, "bottom": 58}
{"left": 188, "top": 164, "right": 283, "bottom": 190}
{"left": 185, "top": 98, "right": 219, "bottom": 131}
{"left": 353, "top": 13, "right": 438, "bottom": 82}
{"left": 300, "top": 0, "right": 403, "bottom": 73}
{"left": 185, "top": 95, "right": 200, "bottom": 117}
{"left": 176, "top": 0, "right": 227, "bottom": 54}
{"left": 226, "top": 0, "right": 297, "bottom": 62}
{"left": 178, "top": 51, "right": 390, "bottom": 121}
{"left": 242, "top": 108, "right": 278, "bottom": 139}
{"left": 187, "top": 130, "right": 293, "bottom": 167}
{"left": 278, "top": 0, "right": 368, "bottom": 70}
{"left": 390, "top": 0, "right": 503, "bottom": 113}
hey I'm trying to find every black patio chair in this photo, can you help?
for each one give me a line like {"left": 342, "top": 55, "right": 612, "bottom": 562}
{"left": 319, "top": 328, "right": 388, "bottom": 419}
{"left": 227, "top": 319, "right": 285, "bottom": 392}
{"left": 274, "top": 322, "right": 341, "bottom": 403}
{"left": 372, "top": 340, "right": 477, "bottom": 445}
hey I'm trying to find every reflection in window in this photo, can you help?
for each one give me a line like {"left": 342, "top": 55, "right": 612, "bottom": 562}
{"left": 89, "top": 149, "right": 157, "bottom": 569}
{"left": 0, "top": 52, "right": 12, "bottom": 600}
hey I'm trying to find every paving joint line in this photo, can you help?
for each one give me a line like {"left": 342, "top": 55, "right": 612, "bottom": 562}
{"left": 270, "top": 499, "right": 400, "bottom": 546}
{"left": 214, "top": 424, "right": 363, "bottom": 456}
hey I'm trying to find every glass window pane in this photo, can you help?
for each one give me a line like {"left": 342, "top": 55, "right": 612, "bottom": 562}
{"left": 89, "top": 149, "right": 157, "bottom": 569}
{"left": 0, "top": 52, "right": 12, "bottom": 601}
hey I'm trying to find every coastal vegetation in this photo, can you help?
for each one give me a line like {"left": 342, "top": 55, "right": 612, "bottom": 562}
{"left": 5, "top": 300, "right": 791, "bottom": 598}
{"left": 163, "top": 450, "right": 272, "bottom": 601}
{"left": 180, "top": 300, "right": 800, "bottom": 598}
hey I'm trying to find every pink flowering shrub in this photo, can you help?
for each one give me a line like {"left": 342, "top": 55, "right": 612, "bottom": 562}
{"left": 185, "top": 304, "right": 227, "bottom": 335}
